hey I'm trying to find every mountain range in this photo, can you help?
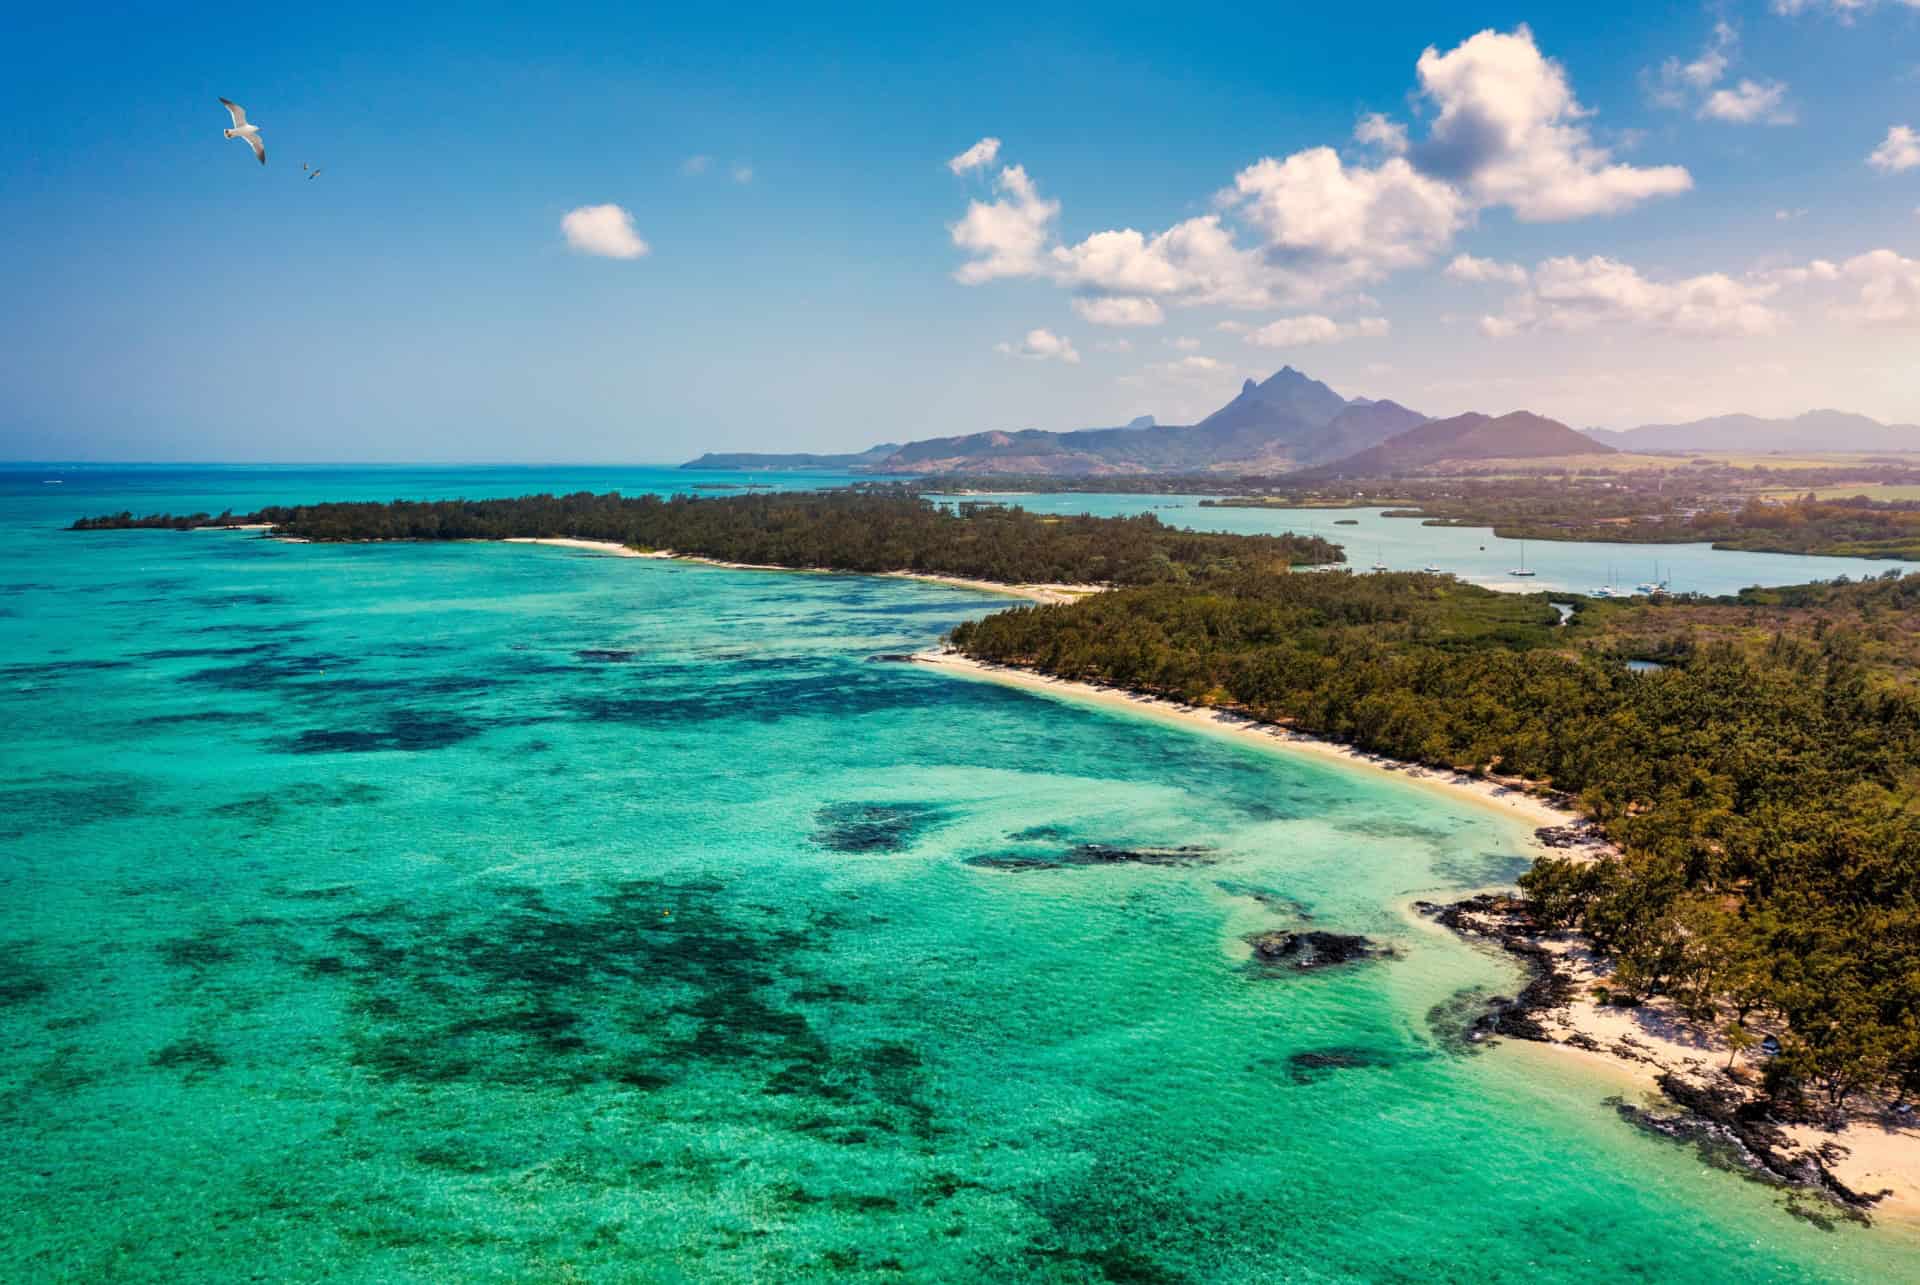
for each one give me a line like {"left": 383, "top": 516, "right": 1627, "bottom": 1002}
{"left": 1581, "top": 411, "right": 1920, "bottom": 454}
{"left": 1299, "top": 411, "right": 1612, "bottom": 478}
{"left": 685, "top": 368, "right": 1429, "bottom": 477}
{"left": 682, "top": 368, "right": 1920, "bottom": 478}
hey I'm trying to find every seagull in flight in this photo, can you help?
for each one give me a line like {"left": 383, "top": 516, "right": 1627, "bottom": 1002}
{"left": 218, "top": 98, "right": 265, "bottom": 165}
{"left": 302, "top": 162, "right": 323, "bottom": 180}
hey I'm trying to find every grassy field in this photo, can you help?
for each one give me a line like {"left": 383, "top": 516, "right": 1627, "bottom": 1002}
{"left": 1758, "top": 483, "right": 1920, "bottom": 502}
{"left": 1432, "top": 450, "right": 1920, "bottom": 477}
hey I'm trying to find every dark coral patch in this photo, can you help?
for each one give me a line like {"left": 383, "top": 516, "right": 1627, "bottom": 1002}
{"left": 1285, "top": 1046, "right": 1398, "bottom": 1084}
{"left": 150, "top": 1038, "right": 226, "bottom": 1074}
{"left": 965, "top": 843, "right": 1214, "bottom": 872}
{"left": 812, "top": 802, "right": 952, "bottom": 854}
{"left": 0, "top": 943, "right": 50, "bottom": 1007}
{"left": 279, "top": 710, "right": 485, "bottom": 753}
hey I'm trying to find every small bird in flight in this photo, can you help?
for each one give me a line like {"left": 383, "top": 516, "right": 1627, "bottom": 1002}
{"left": 302, "top": 162, "right": 323, "bottom": 180}
{"left": 218, "top": 97, "right": 265, "bottom": 165}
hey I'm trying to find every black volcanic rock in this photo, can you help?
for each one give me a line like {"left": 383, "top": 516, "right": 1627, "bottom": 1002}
{"left": 1245, "top": 930, "right": 1383, "bottom": 970}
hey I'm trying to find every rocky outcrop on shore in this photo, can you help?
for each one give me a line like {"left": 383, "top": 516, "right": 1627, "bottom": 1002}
{"left": 1418, "top": 893, "right": 1888, "bottom": 1221}
{"left": 1245, "top": 929, "right": 1387, "bottom": 972}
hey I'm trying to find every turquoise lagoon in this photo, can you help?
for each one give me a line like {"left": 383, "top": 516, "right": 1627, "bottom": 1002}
{"left": 935, "top": 490, "right": 1920, "bottom": 598}
{"left": 3, "top": 467, "right": 1918, "bottom": 1281}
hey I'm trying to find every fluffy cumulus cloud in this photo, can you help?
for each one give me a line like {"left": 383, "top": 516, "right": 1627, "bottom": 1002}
{"left": 1412, "top": 27, "right": 1692, "bottom": 218}
{"left": 995, "top": 327, "right": 1081, "bottom": 363}
{"left": 1646, "top": 22, "right": 1792, "bottom": 124}
{"left": 1869, "top": 125, "right": 1920, "bottom": 173}
{"left": 1651, "top": 20, "right": 1735, "bottom": 104}
{"left": 950, "top": 165, "right": 1060, "bottom": 283}
{"left": 946, "top": 27, "right": 1690, "bottom": 327}
{"left": 1353, "top": 112, "right": 1408, "bottom": 154}
{"left": 1242, "top": 315, "right": 1391, "bottom": 347}
{"left": 947, "top": 137, "right": 1002, "bottom": 175}
{"left": 1047, "top": 215, "right": 1285, "bottom": 308}
{"left": 560, "top": 204, "right": 650, "bottom": 260}
{"left": 1701, "top": 79, "right": 1794, "bottom": 125}
{"left": 1830, "top": 250, "right": 1920, "bottom": 324}
{"left": 1229, "top": 149, "right": 1465, "bottom": 279}
{"left": 1479, "top": 256, "right": 1783, "bottom": 337}
{"left": 1071, "top": 295, "right": 1166, "bottom": 327}
{"left": 1445, "top": 253, "right": 1529, "bottom": 284}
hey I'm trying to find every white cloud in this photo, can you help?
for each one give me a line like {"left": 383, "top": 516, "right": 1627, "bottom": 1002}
{"left": 1775, "top": 208, "right": 1808, "bottom": 221}
{"left": 1095, "top": 337, "right": 1133, "bottom": 353}
{"left": 1869, "top": 125, "right": 1920, "bottom": 173}
{"left": 680, "top": 155, "right": 712, "bottom": 176}
{"left": 1701, "top": 80, "right": 1794, "bottom": 125}
{"left": 732, "top": 163, "right": 754, "bottom": 184}
{"left": 1353, "top": 112, "right": 1408, "bottom": 154}
{"left": 1445, "top": 253, "right": 1529, "bottom": 284}
{"left": 1048, "top": 215, "right": 1287, "bottom": 308}
{"left": 1413, "top": 26, "right": 1693, "bottom": 220}
{"left": 995, "top": 327, "right": 1081, "bottom": 363}
{"left": 949, "top": 165, "right": 1060, "bottom": 283}
{"left": 1168, "top": 336, "right": 1202, "bottom": 350}
{"left": 1481, "top": 255, "right": 1783, "bottom": 337}
{"left": 1650, "top": 21, "right": 1736, "bottom": 108}
{"left": 1830, "top": 249, "right": 1920, "bottom": 324}
{"left": 947, "top": 137, "right": 1002, "bottom": 175}
{"left": 948, "top": 31, "right": 1687, "bottom": 315}
{"left": 1242, "top": 315, "right": 1391, "bottom": 347}
{"left": 1230, "top": 149, "right": 1466, "bottom": 283}
{"left": 1773, "top": 1, "right": 1920, "bottom": 18}
{"left": 1762, "top": 259, "right": 1840, "bottom": 285}
{"left": 560, "top": 204, "right": 650, "bottom": 260}
{"left": 1071, "top": 295, "right": 1166, "bottom": 327}
{"left": 1154, "top": 354, "right": 1229, "bottom": 376}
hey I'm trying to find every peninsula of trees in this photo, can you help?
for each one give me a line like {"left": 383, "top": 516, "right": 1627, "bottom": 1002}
{"left": 69, "top": 489, "right": 1342, "bottom": 585}
{"left": 951, "top": 568, "right": 1920, "bottom": 1111}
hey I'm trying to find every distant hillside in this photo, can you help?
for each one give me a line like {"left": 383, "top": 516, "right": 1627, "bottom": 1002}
{"left": 856, "top": 368, "right": 1424, "bottom": 476}
{"left": 681, "top": 444, "right": 901, "bottom": 472}
{"left": 1585, "top": 411, "right": 1920, "bottom": 454}
{"left": 1308, "top": 411, "right": 1614, "bottom": 477}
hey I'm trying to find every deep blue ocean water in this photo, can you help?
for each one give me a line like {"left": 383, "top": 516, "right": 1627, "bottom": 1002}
{"left": 3, "top": 466, "right": 1916, "bottom": 1281}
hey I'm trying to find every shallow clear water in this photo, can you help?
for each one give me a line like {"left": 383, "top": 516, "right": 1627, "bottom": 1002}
{"left": 939, "top": 491, "right": 1920, "bottom": 597}
{"left": 4, "top": 467, "right": 1918, "bottom": 1281}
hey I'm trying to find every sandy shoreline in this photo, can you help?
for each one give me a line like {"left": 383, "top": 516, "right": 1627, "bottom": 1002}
{"left": 913, "top": 648, "right": 1604, "bottom": 844}
{"left": 1545, "top": 947, "right": 1920, "bottom": 1220}
{"left": 914, "top": 648, "right": 1920, "bottom": 1219}
{"left": 1434, "top": 898, "right": 1920, "bottom": 1221}
{"left": 501, "top": 537, "right": 1098, "bottom": 605}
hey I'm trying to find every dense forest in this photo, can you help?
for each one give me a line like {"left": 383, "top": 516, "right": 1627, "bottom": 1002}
{"left": 70, "top": 489, "right": 1342, "bottom": 585}
{"left": 1208, "top": 488, "right": 1920, "bottom": 560}
{"left": 951, "top": 569, "right": 1920, "bottom": 1111}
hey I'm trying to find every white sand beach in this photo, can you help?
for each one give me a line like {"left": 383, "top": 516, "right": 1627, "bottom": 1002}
{"left": 913, "top": 648, "right": 1601, "bottom": 842}
{"left": 505, "top": 537, "right": 1098, "bottom": 605}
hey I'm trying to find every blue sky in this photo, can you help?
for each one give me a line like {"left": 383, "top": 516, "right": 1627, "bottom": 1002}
{"left": 2, "top": 1, "right": 1917, "bottom": 462}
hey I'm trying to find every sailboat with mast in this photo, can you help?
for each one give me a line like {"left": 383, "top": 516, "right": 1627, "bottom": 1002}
{"left": 1508, "top": 539, "right": 1536, "bottom": 577}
